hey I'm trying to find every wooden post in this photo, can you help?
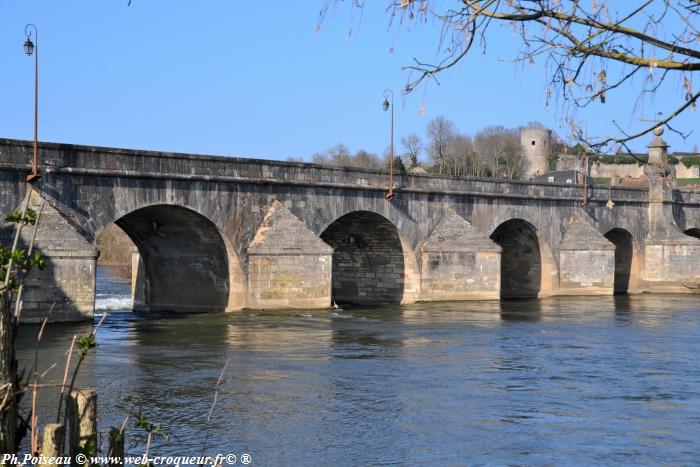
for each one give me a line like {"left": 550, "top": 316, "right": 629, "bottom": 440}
{"left": 67, "top": 389, "right": 97, "bottom": 465}
{"left": 108, "top": 427, "right": 125, "bottom": 466}
{"left": 40, "top": 423, "right": 64, "bottom": 465}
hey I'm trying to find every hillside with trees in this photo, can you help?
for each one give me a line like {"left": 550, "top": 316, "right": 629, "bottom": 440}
{"left": 307, "top": 118, "right": 569, "bottom": 178}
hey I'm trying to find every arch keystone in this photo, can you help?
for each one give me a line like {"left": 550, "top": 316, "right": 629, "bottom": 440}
{"left": 247, "top": 201, "right": 332, "bottom": 309}
{"left": 558, "top": 215, "right": 614, "bottom": 295}
{"left": 419, "top": 210, "right": 501, "bottom": 301}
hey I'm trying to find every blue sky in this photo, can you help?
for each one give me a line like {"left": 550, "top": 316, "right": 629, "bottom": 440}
{"left": 2, "top": 1, "right": 698, "bottom": 161}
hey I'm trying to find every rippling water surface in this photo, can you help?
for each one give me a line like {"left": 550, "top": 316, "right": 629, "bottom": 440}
{"left": 16, "top": 267, "right": 700, "bottom": 465}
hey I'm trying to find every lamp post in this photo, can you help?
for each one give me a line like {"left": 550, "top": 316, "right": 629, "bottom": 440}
{"left": 382, "top": 89, "right": 395, "bottom": 200}
{"left": 23, "top": 24, "right": 40, "bottom": 183}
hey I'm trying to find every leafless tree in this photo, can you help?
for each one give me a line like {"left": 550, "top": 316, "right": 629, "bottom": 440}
{"left": 427, "top": 116, "right": 456, "bottom": 174}
{"left": 449, "top": 134, "right": 490, "bottom": 176}
{"left": 311, "top": 144, "right": 384, "bottom": 169}
{"left": 474, "top": 125, "right": 523, "bottom": 179}
{"left": 401, "top": 133, "right": 423, "bottom": 168}
{"left": 355, "top": 149, "right": 385, "bottom": 170}
{"left": 322, "top": 1, "right": 700, "bottom": 152}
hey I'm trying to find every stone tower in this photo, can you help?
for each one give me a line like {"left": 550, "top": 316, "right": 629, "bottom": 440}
{"left": 520, "top": 127, "right": 552, "bottom": 179}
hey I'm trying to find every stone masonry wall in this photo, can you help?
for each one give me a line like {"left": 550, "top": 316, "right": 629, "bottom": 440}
{"left": 559, "top": 251, "right": 614, "bottom": 294}
{"left": 320, "top": 212, "right": 405, "bottom": 305}
{"left": 247, "top": 202, "right": 332, "bottom": 309}
{"left": 23, "top": 257, "right": 96, "bottom": 322}
{"left": 420, "top": 211, "right": 500, "bottom": 300}
{"left": 644, "top": 243, "right": 700, "bottom": 289}
{"left": 558, "top": 216, "right": 615, "bottom": 295}
{"left": 642, "top": 131, "right": 700, "bottom": 292}
{"left": 247, "top": 255, "right": 332, "bottom": 309}
{"left": 20, "top": 190, "right": 97, "bottom": 322}
{"left": 591, "top": 162, "right": 700, "bottom": 179}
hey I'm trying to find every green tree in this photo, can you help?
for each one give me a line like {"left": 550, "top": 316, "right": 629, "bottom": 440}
{"left": 0, "top": 202, "right": 46, "bottom": 454}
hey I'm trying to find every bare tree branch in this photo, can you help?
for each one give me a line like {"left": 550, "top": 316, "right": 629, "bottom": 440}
{"left": 323, "top": 0, "right": 700, "bottom": 152}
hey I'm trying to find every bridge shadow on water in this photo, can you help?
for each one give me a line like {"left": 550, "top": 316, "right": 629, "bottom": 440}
{"left": 328, "top": 304, "right": 406, "bottom": 360}
{"left": 498, "top": 298, "right": 544, "bottom": 322}
{"left": 497, "top": 294, "right": 638, "bottom": 323}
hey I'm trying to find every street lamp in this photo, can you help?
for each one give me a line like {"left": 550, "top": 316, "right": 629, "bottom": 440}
{"left": 23, "top": 24, "right": 40, "bottom": 183}
{"left": 382, "top": 89, "right": 395, "bottom": 200}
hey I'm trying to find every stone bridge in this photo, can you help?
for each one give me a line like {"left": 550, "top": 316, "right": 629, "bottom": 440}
{"left": 1, "top": 133, "right": 700, "bottom": 322}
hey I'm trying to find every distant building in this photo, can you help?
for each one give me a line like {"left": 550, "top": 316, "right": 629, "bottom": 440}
{"left": 533, "top": 170, "right": 594, "bottom": 185}
{"left": 409, "top": 166, "right": 428, "bottom": 174}
{"left": 520, "top": 127, "right": 552, "bottom": 180}
{"left": 529, "top": 126, "right": 699, "bottom": 184}
{"left": 612, "top": 174, "right": 649, "bottom": 189}
{"left": 556, "top": 153, "right": 593, "bottom": 174}
{"left": 556, "top": 151, "right": 700, "bottom": 180}
{"left": 672, "top": 152, "right": 700, "bottom": 160}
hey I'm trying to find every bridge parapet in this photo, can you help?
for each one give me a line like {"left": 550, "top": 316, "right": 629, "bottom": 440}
{"left": 675, "top": 189, "right": 700, "bottom": 204}
{"left": 0, "top": 138, "right": 647, "bottom": 204}
{"left": 1, "top": 136, "right": 700, "bottom": 323}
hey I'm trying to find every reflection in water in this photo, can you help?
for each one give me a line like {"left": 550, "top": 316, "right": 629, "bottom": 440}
{"left": 14, "top": 267, "right": 700, "bottom": 464}
{"left": 330, "top": 305, "right": 406, "bottom": 359}
{"left": 499, "top": 298, "right": 543, "bottom": 322}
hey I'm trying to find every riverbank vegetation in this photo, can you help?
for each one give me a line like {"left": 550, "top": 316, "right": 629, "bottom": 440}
{"left": 0, "top": 190, "right": 45, "bottom": 453}
{"left": 0, "top": 190, "right": 177, "bottom": 460}
{"left": 95, "top": 225, "right": 134, "bottom": 279}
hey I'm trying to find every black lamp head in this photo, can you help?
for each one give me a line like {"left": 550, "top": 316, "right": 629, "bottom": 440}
{"left": 23, "top": 38, "right": 34, "bottom": 56}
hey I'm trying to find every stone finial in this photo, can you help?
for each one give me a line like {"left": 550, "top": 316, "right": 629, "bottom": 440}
{"left": 647, "top": 126, "right": 669, "bottom": 167}
{"left": 644, "top": 125, "right": 677, "bottom": 204}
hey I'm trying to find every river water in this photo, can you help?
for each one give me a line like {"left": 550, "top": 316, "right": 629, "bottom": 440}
{"left": 15, "top": 266, "right": 700, "bottom": 465}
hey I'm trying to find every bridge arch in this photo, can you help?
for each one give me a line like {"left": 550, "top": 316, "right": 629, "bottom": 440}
{"left": 489, "top": 218, "right": 558, "bottom": 298}
{"left": 107, "top": 204, "right": 244, "bottom": 313}
{"left": 319, "top": 210, "right": 419, "bottom": 305}
{"left": 604, "top": 228, "right": 638, "bottom": 294}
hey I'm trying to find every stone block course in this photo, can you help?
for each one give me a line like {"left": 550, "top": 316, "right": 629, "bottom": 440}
{"left": 247, "top": 201, "right": 332, "bottom": 309}
{"left": 420, "top": 211, "right": 500, "bottom": 300}
{"left": 320, "top": 211, "right": 407, "bottom": 305}
{"left": 558, "top": 215, "right": 614, "bottom": 295}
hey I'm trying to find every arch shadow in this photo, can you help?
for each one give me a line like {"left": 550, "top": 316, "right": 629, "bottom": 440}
{"left": 684, "top": 228, "right": 700, "bottom": 240}
{"left": 320, "top": 211, "right": 406, "bottom": 306}
{"left": 490, "top": 219, "right": 542, "bottom": 299}
{"left": 113, "top": 204, "right": 234, "bottom": 313}
{"left": 604, "top": 228, "right": 635, "bottom": 294}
